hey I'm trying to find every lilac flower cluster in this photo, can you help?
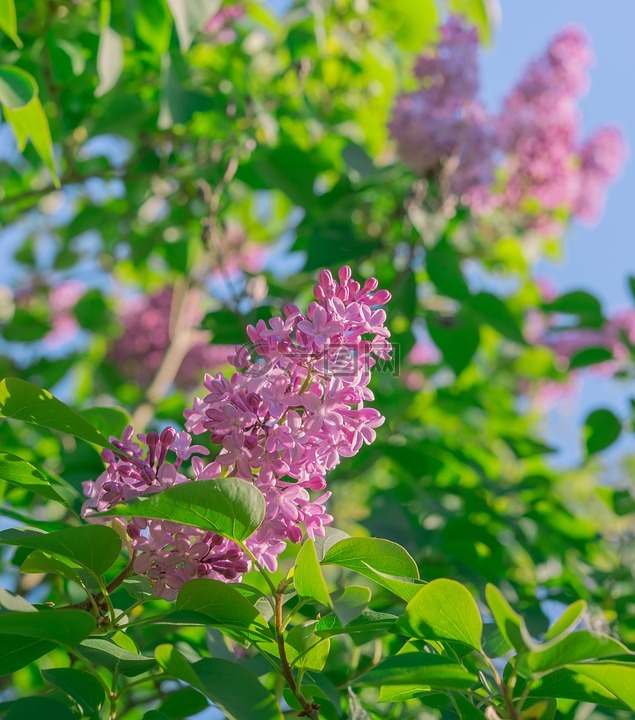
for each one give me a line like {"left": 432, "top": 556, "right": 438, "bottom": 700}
{"left": 389, "top": 18, "right": 627, "bottom": 228}
{"left": 544, "top": 308, "right": 635, "bottom": 370}
{"left": 82, "top": 427, "right": 247, "bottom": 599}
{"left": 574, "top": 127, "right": 627, "bottom": 224}
{"left": 185, "top": 266, "right": 391, "bottom": 571}
{"left": 388, "top": 17, "right": 494, "bottom": 207}
{"left": 83, "top": 267, "right": 391, "bottom": 598}
{"left": 498, "top": 27, "right": 626, "bottom": 229}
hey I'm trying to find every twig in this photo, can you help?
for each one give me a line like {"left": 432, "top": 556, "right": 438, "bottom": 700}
{"left": 275, "top": 588, "right": 320, "bottom": 720}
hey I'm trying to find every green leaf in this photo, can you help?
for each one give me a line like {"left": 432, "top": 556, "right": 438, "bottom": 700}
{"left": 450, "top": 692, "right": 487, "bottom": 719}
{"left": 0, "top": 66, "right": 35, "bottom": 109}
{"left": 427, "top": 311, "right": 480, "bottom": 376}
{"left": 250, "top": 145, "right": 321, "bottom": 210}
{"left": 79, "top": 638, "right": 156, "bottom": 677}
{"left": 286, "top": 622, "right": 330, "bottom": 671}
{"left": 569, "top": 346, "right": 614, "bottom": 369}
{"left": 399, "top": 579, "right": 483, "bottom": 650}
{"left": 3, "top": 97, "right": 59, "bottom": 185}
{"left": 5, "top": 697, "right": 74, "bottom": 720}
{"left": 485, "top": 584, "right": 534, "bottom": 653}
{"left": 175, "top": 578, "right": 265, "bottom": 628}
{"left": 158, "top": 688, "right": 208, "bottom": 719}
{"left": 158, "top": 646, "right": 283, "bottom": 720}
{"left": 135, "top": 0, "right": 172, "bottom": 54}
{"left": 543, "top": 291, "right": 604, "bottom": 327}
{"left": 0, "top": 378, "right": 111, "bottom": 447}
{"left": 527, "top": 631, "right": 631, "bottom": 673}
{"left": 3, "top": 308, "right": 51, "bottom": 341}
{"left": 380, "top": 0, "right": 438, "bottom": 50}
{"left": 166, "top": 0, "right": 220, "bottom": 50}
{"left": 0, "top": 451, "right": 70, "bottom": 506}
{"left": 0, "top": 0, "right": 21, "bottom": 47}
{"left": 0, "top": 588, "right": 35, "bottom": 613}
{"left": 0, "top": 609, "right": 94, "bottom": 645}
{"left": 426, "top": 238, "right": 470, "bottom": 300}
{"left": 0, "top": 636, "right": 56, "bottom": 675}
{"left": 322, "top": 537, "right": 421, "bottom": 601}
{"left": 194, "top": 658, "right": 284, "bottom": 719}
{"left": 42, "top": 668, "right": 106, "bottom": 718}
{"left": 331, "top": 586, "right": 371, "bottom": 625}
{"left": 97, "top": 479, "right": 265, "bottom": 543}
{"left": 543, "top": 600, "right": 586, "bottom": 642}
{"left": 585, "top": 408, "right": 622, "bottom": 456}
{"left": 355, "top": 652, "right": 476, "bottom": 689}
{"left": 155, "top": 644, "right": 201, "bottom": 686}
{"left": 81, "top": 406, "right": 131, "bottom": 439}
{"left": 468, "top": 292, "right": 526, "bottom": 344}
{"left": 0, "top": 525, "right": 122, "bottom": 576}
{"left": 316, "top": 609, "right": 397, "bottom": 639}
{"left": 520, "top": 699, "right": 557, "bottom": 720}
{"left": 529, "top": 662, "right": 635, "bottom": 710}
{"left": 74, "top": 290, "right": 109, "bottom": 330}
{"left": 294, "top": 538, "right": 333, "bottom": 608}
{"left": 449, "top": 0, "right": 493, "bottom": 43}
{"left": 20, "top": 550, "right": 84, "bottom": 586}
{"left": 123, "top": 576, "right": 155, "bottom": 600}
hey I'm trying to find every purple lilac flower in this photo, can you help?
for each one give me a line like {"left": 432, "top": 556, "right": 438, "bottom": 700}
{"left": 388, "top": 16, "right": 495, "bottom": 208}
{"left": 83, "top": 267, "right": 391, "bottom": 597}
{"left": 183, "top": 266, "right": 391, "bottom": 573}
{"left": 109, "top": 287, "right": 233, "bottom": 388}
{"left": 574, "top": 126, "right": 628, "bottom": 225}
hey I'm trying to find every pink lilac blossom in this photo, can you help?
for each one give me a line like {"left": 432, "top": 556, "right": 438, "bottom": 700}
{"left": 544, "top": 308, "right": 635, "bottom": 369}
{"left": 83, "top": 267, "right": 391, "bottom": 598}
{"left": 574, "top": 126, "right": 628, "bottom": 224}
{"left": 497, "top": 27, "right": 593, "bottom": 216}
{"left": 185, "top": 265, "right": 391, "bottom": 573}
{"left": 43, "top": 279, "right": 85, "bottom": 348}
{"left": 497, "top": 27, "right": 627, "bottom": 229}
{"left": 82, "top": 426, "right": 247, "bottom": 600}
{"left": 390, "top": 20, "right": 627, "bottom": 228}
{"left": 388, "top": 16, "right": 495, "bottom": 207}
{"left": 204, "top": 4, "right": 245, "bottom": 44}
{"left": 109, "top": 288, "right": 233, "bottom": 388}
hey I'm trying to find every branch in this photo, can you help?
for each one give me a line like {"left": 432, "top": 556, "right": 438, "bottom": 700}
{"left": 275, "top": 588, "right": 320, "bottom": 720}
{"left": 130, "top": 279, "right": 198, "bottom": 432}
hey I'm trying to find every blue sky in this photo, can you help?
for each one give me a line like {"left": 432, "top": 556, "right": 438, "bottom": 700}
{"left": 478, "top": 2, "right": 635, "bottom": 465}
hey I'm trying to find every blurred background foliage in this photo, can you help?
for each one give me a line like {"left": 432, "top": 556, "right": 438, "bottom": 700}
{"left": 0, "top": 0, "right": 634, "bottom": 716}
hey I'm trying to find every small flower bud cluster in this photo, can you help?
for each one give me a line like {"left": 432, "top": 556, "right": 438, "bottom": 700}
{"left": 82, "top": 426, "right": 246, "bottom": 600}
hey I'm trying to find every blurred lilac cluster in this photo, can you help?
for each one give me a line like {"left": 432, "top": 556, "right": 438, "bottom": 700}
{"left": 389, "top": 18, "right": 628, "bottom": 228}
{"left": 83, "top": 267, "right": 391, "bottom": 598}
{"left": 204, "top": 3, "right": 245, "bottom": 44}
{"left": 44, "top": 280, "right": 85, "bottom": 348}
{"left": 545, "top": 309, "right": 635, "bottom": 370}
{"left": 389, "top": 17, "right": 495, "bottom": 208}
{"left": 108, "top": 288, "right": 232, "bottom": 389}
